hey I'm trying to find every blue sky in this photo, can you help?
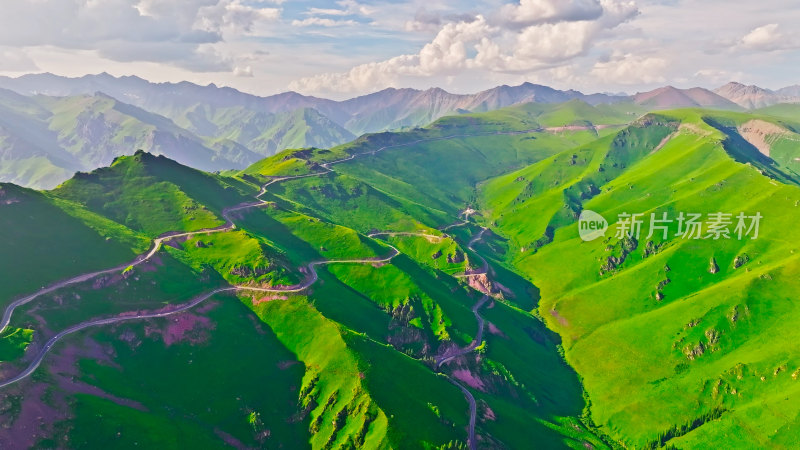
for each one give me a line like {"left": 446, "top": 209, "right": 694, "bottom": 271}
{"left": 0, "top": 0, "right": 798, "bottom": 99}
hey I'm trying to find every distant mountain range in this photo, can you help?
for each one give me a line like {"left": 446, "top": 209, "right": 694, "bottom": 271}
{"left": 0, "top": 72, "right": 629, "bottom": 136}
{"left": 713, "top": 82, "right": 800, "bottom": 109}
{"left": 0, "top": 72, "right": 798, "bottom": 189}
{"left": 631, "top": 86, "right": 740, "bottom": 109}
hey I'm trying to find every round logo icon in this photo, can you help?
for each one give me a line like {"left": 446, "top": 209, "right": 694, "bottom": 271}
{"left": 579, "top": 210, "right": 608, "bottom": 241}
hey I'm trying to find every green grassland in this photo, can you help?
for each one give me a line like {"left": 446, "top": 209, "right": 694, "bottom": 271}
{"left": 476, "top": 108, "right": 800, "bottom": 447}
{"left": 9, "top": 99, "right": 800, "bottom": 449}
{"left": 0, "top": 328, "right": 33, "bottom": 362}
{"left": 11, "top": 252, "right": 223, "bottom": 334}
{"left": 246, "top": 295, "right": 468, "bottom": 448}
{"left": 166, "top": 229, "right": 298, "bottom": 287}
{"left": 0, "top": 183, "right": 146, "bottom": 306}
{"left": 380, "top": 234, "right": 470, "bottom": 275}
{"left": 239, "top": 150, "right": 315, "bottom": 180}
{"left": 59, "top": 296, "right": 309, "bottom": 448}
{"left": 52, "top": 151, "right": 256, "bottom": 236}
{"left": 263, "top": 171, "right": 449, "bottom": 233}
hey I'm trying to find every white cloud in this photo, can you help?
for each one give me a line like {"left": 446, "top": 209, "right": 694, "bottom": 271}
{"left": 196, "top": 1, "right": 281, "bottom": 35}
{"left": 738, "top": 24, "right": 798, "bottom": 52}
{"left": 292, "top": 17, "right": 358, "bottom": 27}
{"left": 306, "top": 0, "right": 375, "bottom": 17}
{"left": 233, "top": 65, "right": 254, "bottom": 77}
{"left": 498, "top": 0, "right": 605, "bottom": 26}
{"left": 0, "top": 47, "right": 39, "bottom": 72}
{"left": 590, "top": 52, "right": 668, "bottom": 84}
{"left": 289, "top": 16, "right": 494, "bottom": 93}
{"left": 290, "top": 0, "right": 639, "bottom": 94}
{"left": 0, "top": 0, "right": 280, "bottom": 73}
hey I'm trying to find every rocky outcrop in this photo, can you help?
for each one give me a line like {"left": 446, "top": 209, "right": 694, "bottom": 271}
{"left": 468, "top": 273, "right": 494, "bottom": 295}
{"left": 737, "top": 120, "right": 788, "bottom": 157}
{"left": 709, "top": 257, "right": 719, "bottom": 274}
{"left": 733, "top": 254, "right": 750, "bottom": 269}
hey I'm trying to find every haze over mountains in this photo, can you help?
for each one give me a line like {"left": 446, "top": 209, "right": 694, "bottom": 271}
{"left": 0, "top": 72, "right": 798, "bottom": 189}
{"left": 714, "top": 82, "right": 800, "bottom": 109}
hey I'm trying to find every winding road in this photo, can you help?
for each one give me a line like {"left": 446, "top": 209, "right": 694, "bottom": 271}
{"left": 366, "top": 231, "right": 444, "bottom": 243}
{"left": 0, "top": 128, "right": 508, "bottom": 447}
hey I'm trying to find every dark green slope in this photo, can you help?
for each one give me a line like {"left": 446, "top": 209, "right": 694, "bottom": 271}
{"left": 0, "top": 182, "right": 147, "bottom": 305}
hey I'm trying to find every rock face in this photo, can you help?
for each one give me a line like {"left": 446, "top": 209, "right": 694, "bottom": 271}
{"left": 468, "top": 273, "right": 494, "bottom": 295}
{"left": 709, "top": 257, "right": 720, "bottom": 274}
{"left": 447, "top": 249, "right": 465, "bottom": 264}
{"left": 733, "top": 254, "right": 750, "bottom": 269}
{"left": 714, "top": 82, "right": 800, "bottom": 109}
{"left": 736, "top": 120, "right": 788, "bottom": 157}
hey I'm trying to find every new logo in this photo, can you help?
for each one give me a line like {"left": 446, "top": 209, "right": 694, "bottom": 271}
{"left": 579, "top": 210, "right": 608, "bottom": 241}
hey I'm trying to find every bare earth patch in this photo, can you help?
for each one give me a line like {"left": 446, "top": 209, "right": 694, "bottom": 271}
{"left": 467, "top": 274, "right": 493, "bottom": 295}
{"left": 252, "top": 295, "right": 288, "bottom": 306}
{"left": 0, "top": 383, "right": 61, "bottom": 448}
{"left": 452, "top": 369, "right": 485, "bottom": 391}
{"left": 679, "top": 123, "right": 712, "bottom": 137}
{"left": 487, "top": 322, "right": 507, "bottom": 339}
{"left": 550, "top": 309, "right": 569, "bottom": 327}
{"left": 0, "top": 337, "right": 140, "bottom": 447}
{"left": 737, "top": 119, "right": 788, "bottom": 157}
{"left": 143, "top": 312, "right": 214, "bottom": 347}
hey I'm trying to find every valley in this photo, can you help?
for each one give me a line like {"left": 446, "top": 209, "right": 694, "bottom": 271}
{"left": 1, "top": 91, "right": 800, "bottom": 449}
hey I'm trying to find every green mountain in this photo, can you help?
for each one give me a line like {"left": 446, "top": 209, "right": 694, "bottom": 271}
{"left": 164, "top": 105, "right": 356, "bottom": 156}
{"left": 1, "top": 74, "right": 760, "bottom": 192}
{"left": 0, "top": 91, "right": 265, "bottom": 189}
{"left": 478, "top": 108, "right": 800, "bottom": 447}
{"left": 0, "top": 89, "right": 82, "bottom": 188}
{"left": 3, "top": 98, "right": 800, "bottom": 449}
{"left": 51, "top": 150, "right": 258, "bottom": 236}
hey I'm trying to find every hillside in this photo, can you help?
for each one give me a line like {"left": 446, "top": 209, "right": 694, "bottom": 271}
{"left": 477, "top": 108, "right": 800, "bottom": 447}
{"left": 195, "top": 106, "right": 356, "bottom": 155}
{"left": 0, "top": 91, "right": 264, "bottom": 189}
{"left": 0, "top": 182, "right": 147, "bottom": 305}
{"left": 3, "top": 98, "right": 800, "bottom": 448}
{"left": 0, "top": 89, "right": 81, "bottom": 188}
{"left": 0, "top": 102, "right": 638, "bottom": 449}
{"left": 51, "top": 150, "right": 257, "bottom": 236}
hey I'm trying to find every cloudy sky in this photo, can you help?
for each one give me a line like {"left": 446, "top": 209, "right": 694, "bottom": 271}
{"left": 0, "top": 0, "right": 797, "bottom": 99}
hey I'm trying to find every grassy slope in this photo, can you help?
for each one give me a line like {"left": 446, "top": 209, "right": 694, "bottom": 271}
{"left": 2, "top": 100, "right": 681, "bottom": 448}
{"left": 250, "top": 103, "right": 616, "bottom": 235}
{"left": 0, "top": 183, "right": 146, "bottom": 305}
{"left": 60, "top": 297, "right": 309, "bottom": 448}
{"left": 229, "top": 103, "right": 645, "bottom": 448}
{"left": 479, "top": 114, "right": 680, "bottom": 251}
{"left": 479, "top": 108, "right": 800, "bottom": 447}
{"left": 51, "top": 151, "right": 257, "bottom": 236}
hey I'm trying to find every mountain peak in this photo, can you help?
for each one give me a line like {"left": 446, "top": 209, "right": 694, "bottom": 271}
{"left": 634, "top": 85, "right": 739, "bottom": 109}
{"left": 714, "top": 82, "right": 779, "bottom": 108}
